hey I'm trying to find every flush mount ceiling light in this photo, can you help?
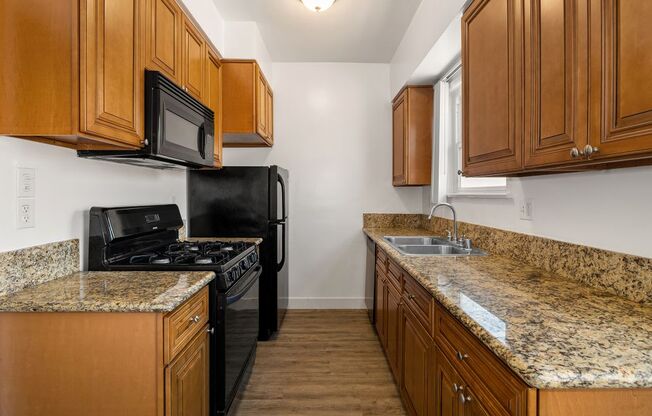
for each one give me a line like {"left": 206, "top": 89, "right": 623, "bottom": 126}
{"left": 301, "top": 0, "right": 336, "bottom": 12}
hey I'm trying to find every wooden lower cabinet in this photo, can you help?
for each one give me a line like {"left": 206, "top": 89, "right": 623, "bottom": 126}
{"left": 0, "top": 287, "right": 210, "bottom": 416}
{"left": 166, "top": 327, "right": 210, "bottom": 416}
{"left": 400, "top": 306, "right": 434, "bottom": 416}
{"left": 386, "top": 281, "right": 402, "bottom": 379}
{"left": 374, "top": 247, "right": 652, "bottom": 416}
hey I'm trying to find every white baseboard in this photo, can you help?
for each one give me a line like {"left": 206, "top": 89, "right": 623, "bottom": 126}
{"left": 287, "top": 297, "right": 367, "bottom": 309}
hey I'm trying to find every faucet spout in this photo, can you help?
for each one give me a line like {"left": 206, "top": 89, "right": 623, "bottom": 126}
{"left": 428, "top": 203, "right": 458, "bottom": 243}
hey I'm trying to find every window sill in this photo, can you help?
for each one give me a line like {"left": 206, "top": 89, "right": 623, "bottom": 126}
{"left": 447, "top": 191, "right": 512, "bottom": 199}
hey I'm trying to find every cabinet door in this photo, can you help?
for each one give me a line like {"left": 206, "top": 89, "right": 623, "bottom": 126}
{"left": 375, "top": 274, "right": 386, "bottom": 344}
{"left": 462, "top": 0, "right": 523, "bottom": 175}
{"left": 80, "top": 0, "right": 144, "bottom": 147}
{"left": 392, "top": 92, "right": 407, "bottom": 185}
{"left": 523, "top": 0, "right": 589, "bottom": 167}
{"left": 434, "top": 349, "right": 460, "bottom": 416}
{"left": 459, "top": 385, "right": 492, "bottom": 416}
{"left": 182, "top": 17, "right": 204, "bottom": 101}
{"left": 386, "top": 283, "right": 401, "bottom": 380}
{"left": 206, "top": 48, "right": 222, "bottom": 167}
{"left": 256, "top": 70, "right": 268, "bottom": 138}
{"left": 266, "top": 86, "right": 274, "bottom": 144}
{"left": 146, "top": 0, "right": 181, "bottom": 83}
{"left": 166, "top": 328, "right": 210, "bottom": 416}
{"left": 401, "top": 306, "right": 433, "bottom": 416}
{"left": 588, "top": 0, "right": 652, "bottom": 159}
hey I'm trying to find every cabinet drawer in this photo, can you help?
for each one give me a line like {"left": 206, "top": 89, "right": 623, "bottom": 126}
{"left": 436, "top": 305, "right": 531, "bottom": 416}
{"left": 387, "top": 259, "right": 403, "bottom": 290}
{"left": 402, "top": 274, "right": 434, "bottom": 337}
{"left": 164, "top": 286, "right": 209, "bottom": 364}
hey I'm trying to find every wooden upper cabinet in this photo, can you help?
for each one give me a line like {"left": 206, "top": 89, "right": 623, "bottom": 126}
{"left": 266, "top": 85, "right": 274, "bottom": 145}
{"left": 392, "top": 86, "right": 433, "bottom": 186}
{"left": 523, "top": 0, "right": 589, "bottom": 168}
{"left": 181, "top": 17, "right": 205, "bottom": 101}
{"left": 221, "top": 59, "right": 274, "bottom": 147}
{"left": 462, "top": 0, "right": 523, "bottom": 176}
{"left": 166, "top": 328, "right": 210, "bottom": 416}
{"left": 79, "top": 0, "right": 145, "bottom": 147}
{"left": 206, "top": 47, "right": 223, "bottom": 167}
{"left": 146, "top": 0, "right": 182, "bottom": 83}
{"left": 588, "top": 0, "right": 652, "bottom": 160}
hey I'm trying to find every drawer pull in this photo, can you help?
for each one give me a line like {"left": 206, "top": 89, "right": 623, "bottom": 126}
{"left": 189, "top": 315, "right": 201, "bottom": 324}
{"left": 407, "top": 293, "right": 416, "bottom": 300}
{"left": 206, "top": 327, "right": 214, "bottom": 334}
{"left": 459, "top": 393, "right": 472, "bottom": 404}
{"left": 453, "top": 383, "right": 464, "bottom": 393}
{"left": 456, "top": 351, "right": 469, "bottom": 361}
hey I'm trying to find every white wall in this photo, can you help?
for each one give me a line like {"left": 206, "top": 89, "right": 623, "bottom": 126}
{"left": 390, "top": 0, "right": 465, "bottom": 97}
{"left": 432, "top": 169, "right": 652, "bottom": 259}
{"left": 223, "top": 63, "right": 424, "bottom": 308}
{"left": 224, "top": 21, "right": 274, "bottom": 83}
{"left": 0, "top": 138, "right": 186, "bottom": 268}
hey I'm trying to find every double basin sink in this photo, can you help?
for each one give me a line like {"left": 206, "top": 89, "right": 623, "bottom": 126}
{"left": 384, "top": 236, "right": 487, "bottom": 257}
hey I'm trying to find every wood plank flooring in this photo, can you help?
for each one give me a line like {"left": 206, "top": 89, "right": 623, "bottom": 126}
{"left": 232, "top": 310, "right": 406, "bottom": 416}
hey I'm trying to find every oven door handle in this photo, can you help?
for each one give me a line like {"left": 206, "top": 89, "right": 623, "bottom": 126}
{"left": 226, "top": 265, "right": 262, "bottom": 305}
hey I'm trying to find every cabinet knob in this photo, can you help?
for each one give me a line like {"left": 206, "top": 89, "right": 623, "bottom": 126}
{"left": 190, "top": 315, "right": 201, "bottom": 323}
{"left": 583, "top": 144, "right": 599, "bottom": 158}
{"left": 456, "top": 351, "right": 469, "bottom": 361}
{"left": 206, "top": 327, "right": 214, "bottom": 334}
{"left": 407, "top": 294, "right": 416, "bottom": 300}
{"left": 459, "top": 393, "right": 472, "bottom": 404}
{"left": 453, "top": 383, "right": 464, "bottom": 393}
{"left": 570, "top": 147, "right": 580, "bottom": 158}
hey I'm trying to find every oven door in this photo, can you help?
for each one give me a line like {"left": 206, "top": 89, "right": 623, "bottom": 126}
{"left": 220, "top": 265, "right": 261, "bottom": 412}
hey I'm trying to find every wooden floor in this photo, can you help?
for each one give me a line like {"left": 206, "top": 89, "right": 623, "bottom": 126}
{"left": 232, "top": 310, "right": 406, "bottom": 416}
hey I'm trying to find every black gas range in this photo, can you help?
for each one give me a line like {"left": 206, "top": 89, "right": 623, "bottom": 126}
{"left": 87, "top": 204, "right": 260, "bottom": 415}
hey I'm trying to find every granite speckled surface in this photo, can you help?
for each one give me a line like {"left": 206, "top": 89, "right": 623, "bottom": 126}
{"left": 0, "top": 240, "right": 79, "bottom": 296}
{"left": 421, "top": 216, "right": 652, "bottom": 304}
{"left": 364, "top": 227, "right": 652, "bottom": 389}
{"left": 0, "top": 271, "right": 215, "bottom": 313}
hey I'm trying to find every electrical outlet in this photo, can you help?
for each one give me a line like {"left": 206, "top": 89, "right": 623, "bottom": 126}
{"left": 17, "top": 199, "right": 35, "bottom": 229}
{"left": 17, "top": 167, "right": 36, "bottom": 197}
{"left": 519, "top": 199, "right": 533, "bottom": 221}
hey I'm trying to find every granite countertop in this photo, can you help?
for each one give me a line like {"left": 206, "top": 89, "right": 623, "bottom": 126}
{"left": 0, "top": 271, "right": 215, "bottom": 313}
{"left": 364, "top": 227, "right": 652, "bottom": 390}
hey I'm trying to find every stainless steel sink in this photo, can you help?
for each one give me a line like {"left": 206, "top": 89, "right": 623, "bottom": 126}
{"left": 383, "top": 236, "right": 487, "bottom": 257}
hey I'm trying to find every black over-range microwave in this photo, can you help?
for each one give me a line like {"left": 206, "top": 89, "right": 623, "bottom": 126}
{"left": 78, "top": 71, "right": 215, "bottom": 169}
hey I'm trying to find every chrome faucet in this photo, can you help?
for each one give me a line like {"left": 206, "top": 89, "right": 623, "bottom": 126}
{"left": 428, "top": 203, "right": 458, "bottom": 244}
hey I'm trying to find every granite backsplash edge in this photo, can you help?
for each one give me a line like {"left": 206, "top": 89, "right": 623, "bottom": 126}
{"left": 0, "top": 240, "right": 80, "bottom": 296}
{"left": 364, "top": 213, "right": 652, "bottom": 305}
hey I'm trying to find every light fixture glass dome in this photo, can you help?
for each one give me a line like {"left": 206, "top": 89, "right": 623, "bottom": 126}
{"left": 301, "top": 0, "right": 336, "bottom": 12}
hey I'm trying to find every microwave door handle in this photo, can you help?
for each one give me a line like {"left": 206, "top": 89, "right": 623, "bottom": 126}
{"left": 198, "top": 123, "right": 206, "bottom": 159}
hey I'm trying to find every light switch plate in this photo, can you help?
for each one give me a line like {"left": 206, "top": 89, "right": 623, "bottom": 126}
{"left": 17, "top": 167, "right": 36, "bottom": 197}
{"left": 17, "top": 198, "right": 35, "bottom": 229}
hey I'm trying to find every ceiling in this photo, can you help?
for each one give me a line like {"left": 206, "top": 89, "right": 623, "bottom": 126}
{"left": 213, "top": 0, "right": 423, "bottom": 63}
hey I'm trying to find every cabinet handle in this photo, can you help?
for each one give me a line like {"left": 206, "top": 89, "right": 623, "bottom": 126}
{"left": 189, "top": 315, "right": 201, "bottom": 323}
{"left": 459, "top": 393, "right": 472, "bottom": 404}
{"left": 570, "top": 147, "right": 580, "bottom": 158}
{"left": 453, "top": 383, "right": 464, "bottom": 393}
{"left": 206, "top": 327, "right": 215, "bottom": 334}
{"left": 456, "top": 351, "right": 469, "bottom": 361}
{"left": 407, "top": 294, "right": 416, "bottom": 300}
{"left": 583, "top": 145, "right": 599, "bottom": 158}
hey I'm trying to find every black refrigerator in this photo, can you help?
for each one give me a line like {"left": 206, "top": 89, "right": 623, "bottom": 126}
{"left": 187, "top": 166, "right": 289, "bottom": 340}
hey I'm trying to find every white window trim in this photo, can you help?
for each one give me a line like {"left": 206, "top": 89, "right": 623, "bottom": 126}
{"left": 432, "top": 62, "right": 511, "bottom": 201}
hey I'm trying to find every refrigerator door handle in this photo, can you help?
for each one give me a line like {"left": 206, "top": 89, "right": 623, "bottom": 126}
{"left": 277, "top": 221, "right": 286, "bottom": 272}
{"left": 277, "top": 173, "right": 287, "bottom": 221}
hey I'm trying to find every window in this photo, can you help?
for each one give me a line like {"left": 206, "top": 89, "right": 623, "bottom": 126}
{"left": 433, "top": 64, "right": 508, "bottom": 200}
